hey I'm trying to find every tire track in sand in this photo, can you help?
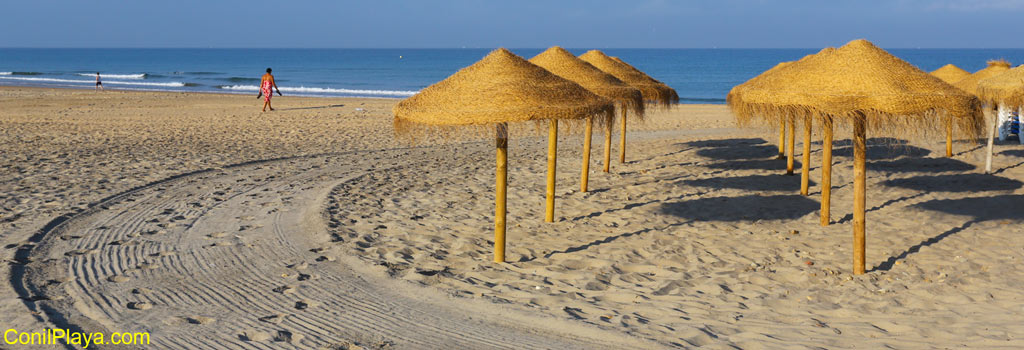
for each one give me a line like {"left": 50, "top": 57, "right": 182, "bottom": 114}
{"left": 15, "top": 146, "right": 656, "bottom": 349}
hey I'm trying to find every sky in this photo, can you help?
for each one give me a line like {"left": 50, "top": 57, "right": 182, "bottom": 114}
{"left": 4, "top": 0, "right": 1024, "bottom": 48}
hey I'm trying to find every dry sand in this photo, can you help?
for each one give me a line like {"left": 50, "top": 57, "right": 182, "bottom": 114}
{"left": 2, "top": 86, "right": 1023, "bottom": 349}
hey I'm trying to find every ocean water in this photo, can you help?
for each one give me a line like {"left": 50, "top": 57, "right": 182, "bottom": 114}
{"left": 2, "top": 48, "right": 1024, "bottom": 103}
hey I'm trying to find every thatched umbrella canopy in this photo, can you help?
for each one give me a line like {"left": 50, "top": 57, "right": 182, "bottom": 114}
{"left": 954, "top": 60, "right": 1011, "bottom": 96}
{"left": 579, "top": 51, "right": 678, "bottom": 107}
{"left": 530, "top": 47, "right": 645, "bottom": 116}
{"left": 954, "top": 60, "right": 1013, "bottom": 173}
{"left": 978, "top": 65, "right": 1024, "bottom": 108}
{"left": 978, "top": 65, "right": 1024, "bottom": 160}
{"left": 930, "top": 64, "right": 971, "bottom": 84}
{"left": 529, "top": 46, "right": 644, "bottom": 191}
{"left": 579, "top": 50, "right": 678, "bottom": 164}
{"left": 728, "top": 54, "right": 831, "bottom": 205}
{"left": 727, "top": 39, "right": 983, "bottom": 275}
{"left": 729, "top": 60, "right": 802, "bottom": 165}
{"left": 929, "top": 64, "right": 972, "bottom": 157}
{"left": 394, "top": 48, "right": 614, "bottom": 262}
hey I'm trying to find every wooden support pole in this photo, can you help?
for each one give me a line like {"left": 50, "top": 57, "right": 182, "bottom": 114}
{"left": 603, "top": 114, "right": 612, "bottom": 173}
{"left": 580, "top": 117, "right": 593, "bottom": 192}
{"left": 801, "top": 116, "right": 812, "bottom": 196}
{"left": 619, "top": 107, "right": 627, "bottom": 163}
{"left": 545, "top": 119, "right": 558, "bottom": 223}
{"left": 494, "top": 123, "right": 508, "bottom": 263}
{"left": 985, "top": 105, "right": 998, "bottom": 173}
{"left": 853, "top": 115, "right": 867, "bottom": 275}
{"left": 778, "top": 119, "right": 786, "bottom": 159}
{"left": 821, "top": 117, "right": 833, "bottom": 226}
{"left": 945, "top": 114, "right": 953, "bottom": 157}
{"left": 787, "top": 117, "right": 795, "bottom": 175}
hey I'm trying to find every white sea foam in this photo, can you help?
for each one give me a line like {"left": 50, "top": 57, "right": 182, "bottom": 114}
{"left": 0, "top": 72, "right": 11, "bottom": 75}
{"left": 218, "top": 84, "right": 418, "bottom": 97}
{"left": 0, "top": 76, "right": 185, "bottom": 87}
{"left": 78, "top": 73, "right": 146, "bottom": 79}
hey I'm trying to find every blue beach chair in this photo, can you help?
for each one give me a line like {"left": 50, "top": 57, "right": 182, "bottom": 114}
{"left": 997, "top": 110, "right": 1023, "bottom": 144}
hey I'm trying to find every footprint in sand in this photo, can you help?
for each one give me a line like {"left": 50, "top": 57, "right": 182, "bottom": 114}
{"left": 273, "top": 285, "right": 296, "bottom": 295}
{"left": 208, "top": 232, "right": 228, "bottom": 239}
{"left": 127, "top": 302, "right": 152, "bottom": 310}
{"left": 258, "top": 314, "right": 286, "bottom": 324}
{"left": 295, "top": 300, "right": 316, "bottom": 310}
{"left": 186, "top": 316, "right": 216, "bottom": 325}
{"left": 241, "top": 330, "right": 272, "bottom": 342}
{"left": 274, "top": 330, "right": 304, "bottom": 344}
{"left": 132, "top": 288, "right": 152, "bottom": 294}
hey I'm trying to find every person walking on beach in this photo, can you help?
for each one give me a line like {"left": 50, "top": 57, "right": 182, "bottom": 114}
{"left": 95, "top": 72, "right": 103, "bottom": 91}
{"left": 258, "top": 68, "right": 282, "bottom": 111}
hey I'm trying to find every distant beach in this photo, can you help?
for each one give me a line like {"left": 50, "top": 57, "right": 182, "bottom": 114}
{"left": 4, "top": 48, "right": 1024, "bottom": 102}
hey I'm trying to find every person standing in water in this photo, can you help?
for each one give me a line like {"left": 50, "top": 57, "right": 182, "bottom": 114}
{"left": 95, "top": 72, "right": 103, "bottom": 91}
{"left": 258, "top": 68, "right": 282, "bottom": 111}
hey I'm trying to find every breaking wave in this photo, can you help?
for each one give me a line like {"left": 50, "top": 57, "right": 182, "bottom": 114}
{"left": 217, "top": 84, "right": 417, "bottom": 97}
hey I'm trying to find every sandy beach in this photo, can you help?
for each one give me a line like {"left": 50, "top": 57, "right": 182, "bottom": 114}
{"left": 2, "top": 86, "right": 1023, "bottom": 349}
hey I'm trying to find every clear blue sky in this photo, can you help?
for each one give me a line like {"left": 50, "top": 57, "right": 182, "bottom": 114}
{"left": 6, "top": 0, "right": 1024, "bottom": 48}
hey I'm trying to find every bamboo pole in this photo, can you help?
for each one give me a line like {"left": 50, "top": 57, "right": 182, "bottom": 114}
{"left": 801, "top": 116, "right": 812, "bottom": 196}
{"left": 778, "top": 119, "right": 786, "bottom": 159}
{"left": 853, "top": 115, "right": 867, "bottom": 275}
{"left": 945, "top": 114, "right": 953, "bottom": 157}
{"left": 787, "top": 117, "right": 795, "bottom": 175}
{"left": 494, "top": 123, "right": 508, "bottom": 263}
{"left": 580, "top": 117, "right": 593, "bottom": 192}
{"left": 603, "top": 114, "right": 612, "bottom": 173}
{"left": 545, "top": 119, "right": 558, "bottom": 223}
{"left": 821, "top": 116, "right": 833, "bottom": 226}
{"left": 619, "top": 107, "right": 627, "bottom": 163}
{"left": 985, "top": 105, "right": 997, "bottom": 173}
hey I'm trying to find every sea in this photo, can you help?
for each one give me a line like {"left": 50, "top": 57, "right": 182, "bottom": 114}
{"left": 2, "top": 48, "right": 1024, "bottom": 103}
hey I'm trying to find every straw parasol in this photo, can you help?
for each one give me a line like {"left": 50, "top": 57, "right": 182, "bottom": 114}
{"left": 728, "top": 39, "right": 983, "bottom": 275}
{"left": 580, "top": 50, "right": 679, "bottom": 164}
{"left": 610, "top": 56, "right": 680, "bottom": 106}
{"left": 394, "top": 48, "right": 614, "bottom": 262}
{"left": 729, "top": 60, "right": 801, "bottom": 167}
{"left": 954, "top": 60, "right": 1013, "bottom": 172}
{"left": 954, "top": 60, "right": 1011, "bottom": 95}
{"left": 978, "top": 65, "right": 1024, "bottom": 167}
{"left": 977, "top": 65, "right": 1024, "bottom": 108}
{"left": 529, "top": 46, "right": 645, "bottom": 193}
{"left": 729, "top": 54, "right": 827, "bottom": 196}
{"left": 930, "top": 64, "right": 971, "bottom": 84}
{"left": 930, "top": 64, "right": 972, "bottom": 157}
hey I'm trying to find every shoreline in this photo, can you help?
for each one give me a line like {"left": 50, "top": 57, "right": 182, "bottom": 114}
{"left": 0, "top": 84, "right": 410, "bottom": 100}
{"left": 0, "top": 84, "right": 728, "bottom": 104}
